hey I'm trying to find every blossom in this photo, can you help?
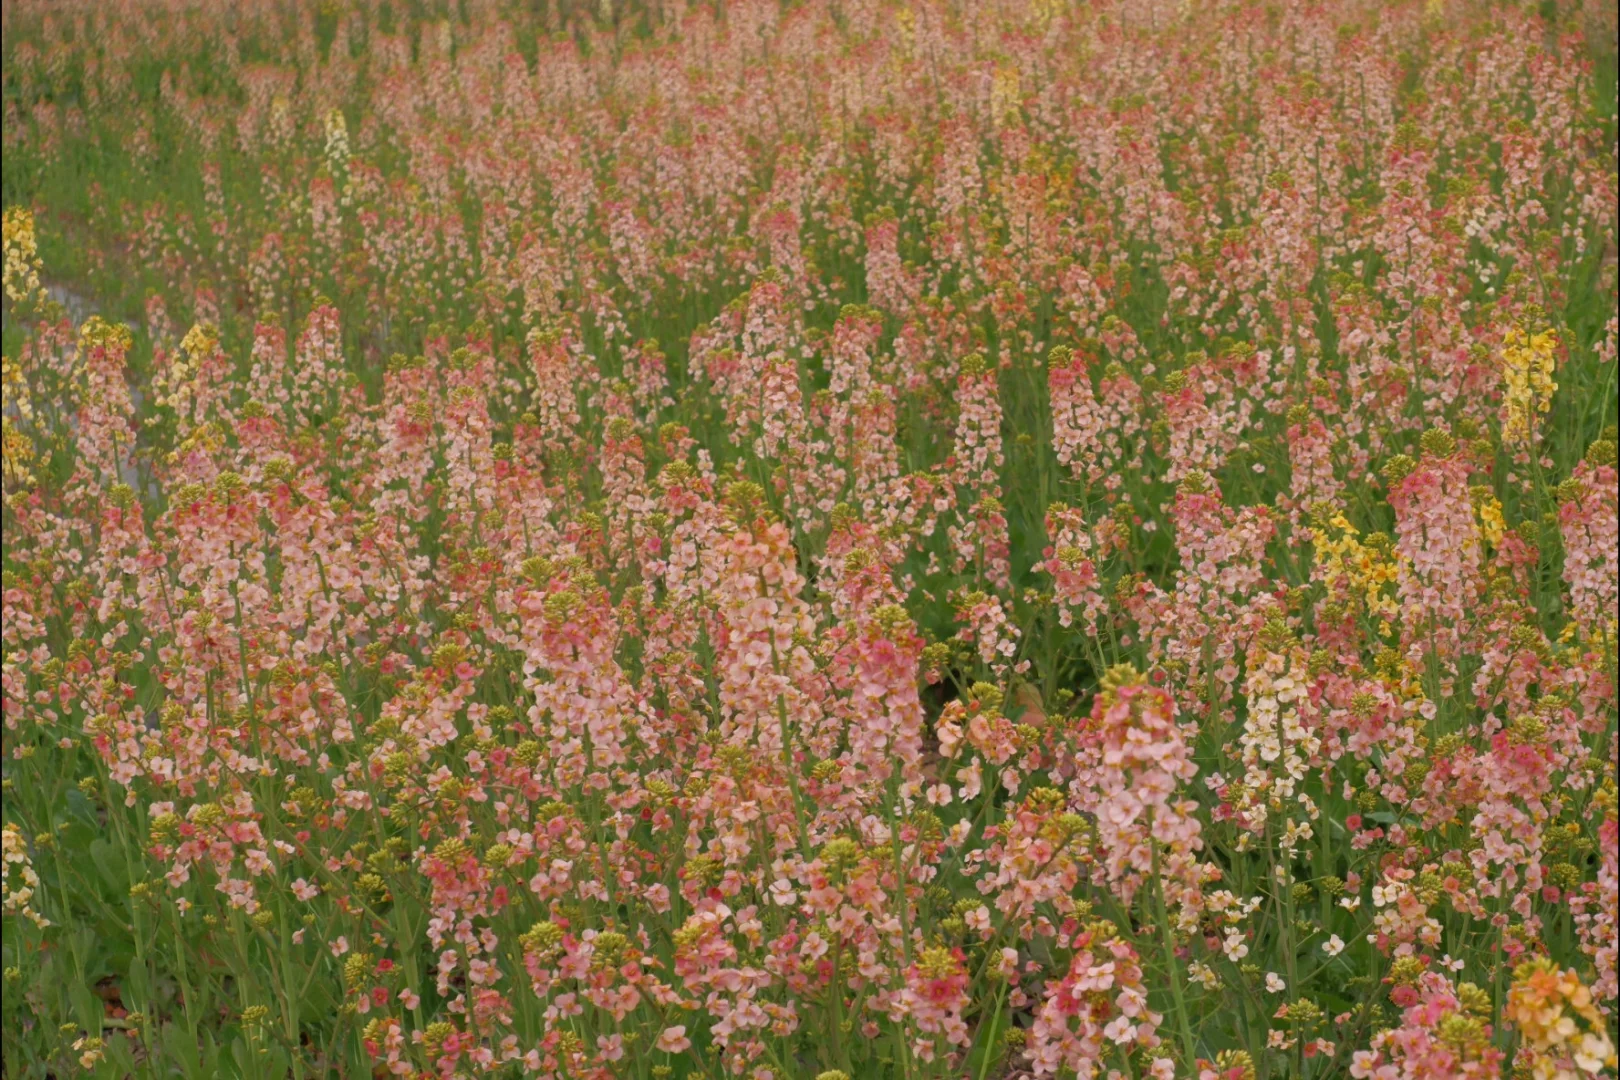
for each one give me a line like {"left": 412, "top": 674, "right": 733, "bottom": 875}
{"left": 1500, "top": 325, "right": 1558, "bottom": 446}
{"left": 0, "top": 3, "right": 1613, "bottom": 1076}
{"left": 1505, "top": 959, "right": 1617, "bottom": 1079}
{"left": 1, "top": 823, "right": 48, "bottom": 928}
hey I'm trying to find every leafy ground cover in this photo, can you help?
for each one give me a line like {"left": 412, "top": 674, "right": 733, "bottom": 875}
{"left": 1, "top": 0, "right": 1618, "bottom": 1077}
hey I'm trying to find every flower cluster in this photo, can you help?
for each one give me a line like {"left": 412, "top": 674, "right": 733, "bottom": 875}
{"left": 1, "top": 0, "right": 1615, "bottom": 1077}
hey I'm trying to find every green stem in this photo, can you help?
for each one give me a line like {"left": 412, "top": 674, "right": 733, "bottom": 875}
{"left": 1149, "top": 834, "right": 1199, "bottom": 1070}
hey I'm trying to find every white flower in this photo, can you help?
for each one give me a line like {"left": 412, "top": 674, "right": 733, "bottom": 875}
{"left": 1103, "top": 1014, "right": 1137, "bottom": 1044}
{"left": 1372, "top": 882, "right": 1405, "bottom": 907}
{"left": 1322, "top": 935, "right": 1345, "bottom": 957}
{"left": 1574, "top": 1032, "right": 1615, "bottom": 1073}
{"left": 1265, "top": 972, "right": 1286, "bottom": 993}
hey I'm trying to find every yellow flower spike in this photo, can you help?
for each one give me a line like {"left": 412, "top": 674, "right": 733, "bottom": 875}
{"left": 1501, "top": 324, "right": 1558, "bottom": 446}
{"left": 2, "top": 207, "right": 45, "bottom": 306}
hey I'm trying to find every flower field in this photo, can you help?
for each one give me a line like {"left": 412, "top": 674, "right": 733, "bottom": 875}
{"left": 1, "top": 0, "right": 1618, "bottom": 1076}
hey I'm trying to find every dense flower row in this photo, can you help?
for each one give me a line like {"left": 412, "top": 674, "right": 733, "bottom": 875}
{"left": 1, "top": 0, "right": 1616, "bottom": 1077}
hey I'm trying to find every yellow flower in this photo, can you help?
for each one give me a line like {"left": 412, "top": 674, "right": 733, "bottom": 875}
{"left": 1505, "top": 958, "right": 1617, "bottom": 1079}
{"left": 991, "top": 66, "right": 1022, "bottom": 126}
{"left": 1, "top": 822, "right": 49, "bottom": 928}
{"left": 1, "top": 418, "right": 36, "bottom": 491}
{"left": 324, "top": 108, "right": 350, "bottom": 169}
{"left": 2, "top": 207, "right": 44, "bottom": 306}
{"left": 1501, "top": 325, "right": 1557, "bottom": 446}
{"left": 1312, "top": 513, "right": 1400, "bottom": 620}
{"left": 1471, "top": 486, "right": 1506, "bottom": 547}
{"left": 894, "top": 7, "right": 915, "bottom": 56}
{"left": 179, "top": 322, "right": 219, "bottom": 363}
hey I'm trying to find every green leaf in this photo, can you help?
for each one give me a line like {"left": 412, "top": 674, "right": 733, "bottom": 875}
{"left": 89, "top": 838, "right": 126, "bottom": 892}
{"left": 161, "top": 1021, "right": 203, "bottom": 1078}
